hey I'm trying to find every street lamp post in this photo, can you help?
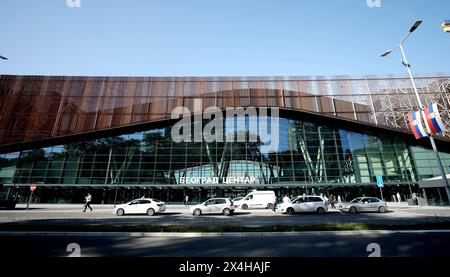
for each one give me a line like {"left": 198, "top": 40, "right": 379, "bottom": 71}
{"left": 381, "top": 20, "right": 450, "bottom": 203}
{"left": 302, "top": 169, "right": 307, "bottom": 194}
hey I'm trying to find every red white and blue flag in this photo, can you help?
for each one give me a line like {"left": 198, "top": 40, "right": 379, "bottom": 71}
{"left": 425, "top": 103, "right": 447, "bottom": 134}
{"left": 408, "top": 111, "right": 427, "bottom": 139}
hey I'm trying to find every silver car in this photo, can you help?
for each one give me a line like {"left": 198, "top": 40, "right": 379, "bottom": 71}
{"left": 190, "top": 198, "right": 235, "bottom": 216}
{"left": 340, "top": 197, "right": 388, "bottom": 214}
{"left": 278, "top": 195, "right": 328, "bottom": 215}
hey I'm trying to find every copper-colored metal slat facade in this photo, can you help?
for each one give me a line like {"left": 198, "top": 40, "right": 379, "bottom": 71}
{"left": 1, "top": 75, "right": 449, "bottom": 147}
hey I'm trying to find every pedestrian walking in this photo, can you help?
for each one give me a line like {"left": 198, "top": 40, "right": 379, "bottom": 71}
{"left": 185, "top": 195, "right": 189, "bottom": 207}
{"left": 412, "top": 192, "right": 418, "bottom": 205}
{"left": 83, "top": 193, "right": 93, "bottom": 212}
{"left": 392, "top": 194, "right": 397, "bottom": 202}
{"left": 272, "top": 194, "right": 277, "bottom": 212}
{"left": 283, "top": 195, "right": 290, "bottom": 203}
{"left": 329, "top": 195, "right": 336, "bottom": 209}
{"left": 396, "top": 192, "right": 401, "bottom": 203}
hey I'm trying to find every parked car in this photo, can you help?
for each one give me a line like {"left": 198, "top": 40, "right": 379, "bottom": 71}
{"left": 190, "top": 198, "right": 235, "bottom": 216}
{"left": 340, "top": 197, "right": 388, "bottom": 214}
{"left": 278, "top": 195, "right": 328, "bottom": 215}
{"left": 234, "top": 190, "right": 275, "bottom": 210}
{"left": 113, "top": 198, "right": 166, "bottom": 216}
{"left": 232, "top": 197, "right": 244, "bottom": 203}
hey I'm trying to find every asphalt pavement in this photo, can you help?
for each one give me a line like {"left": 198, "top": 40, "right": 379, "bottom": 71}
{"left": 1, "top": 203, "right": 450, "bottom": 227}
{"left": 1, "top": 230, "right": 449, "bottom": 257}
{"left": 1, "top": 204, "right": 450, "bottom": 257}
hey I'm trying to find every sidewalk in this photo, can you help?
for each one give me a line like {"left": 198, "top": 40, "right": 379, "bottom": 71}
{"left": 9, "top": 203, "right": 450, "bottom": 214}
{"left": 386, "top": 201, "right": 411, "bottom": 208}
{"left": 13, "top": 203, "right": 194, "bottom": 210}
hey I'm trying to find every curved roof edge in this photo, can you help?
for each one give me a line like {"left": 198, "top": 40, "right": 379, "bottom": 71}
{"left": 1, "top": 108, "right": 448, "bottom": 154}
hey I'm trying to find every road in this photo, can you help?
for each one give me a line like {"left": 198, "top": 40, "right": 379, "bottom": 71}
{"left": 1, "top": 230, "right": 449, "bottom": 256}
{"left": 2, "top": 204, "right": 450, "bottom": 257}
{"left": 1, "top": 204, "right": 450, "bottom": 227}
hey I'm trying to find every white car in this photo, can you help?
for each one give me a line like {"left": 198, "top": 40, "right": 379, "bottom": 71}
{"left": 190, "top": 198, "right": 235, "bottom": 216}
{"left": 113, "top": 198, "right": 166, "bottom": 216}
{"left": 340, "top": 197, "right": 388, "bottom": 214}
{"left": 278, "top": 195, "right": 328, "bottom": 215}
{"left": 234, "top": 190, "right": 275, "bottom": 210}
{"left": 232, "top": 197, "right": 244, "bottom": 205}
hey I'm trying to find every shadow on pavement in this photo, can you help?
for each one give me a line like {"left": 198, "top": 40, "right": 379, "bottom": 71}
{"left": 191, "top": 212, "right": 252, "bottom": 217}
{"left": 117, "top": 212, "right": 183, "bottom": 217}
{"left": 0, "top": 208, "right": 44, "bottom": 211}
{"left": 1, "top": 229, "right": 450, "bottom": 257}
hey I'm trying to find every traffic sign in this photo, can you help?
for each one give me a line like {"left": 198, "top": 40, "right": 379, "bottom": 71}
{"left": 376, "top": 176, "right": 384, "bottom": 188}
{"left": 30, "top": 184, "right": 37, "bottom": 191}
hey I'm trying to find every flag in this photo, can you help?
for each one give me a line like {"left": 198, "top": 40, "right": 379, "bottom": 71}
{"left": 425, "top": 103, "right": 447, "bottom": 134}
{"left": 408, "top": 111, "right": 427, "bottom": 139}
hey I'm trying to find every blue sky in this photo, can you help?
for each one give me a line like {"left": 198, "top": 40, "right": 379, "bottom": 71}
{"left": 0, "top": 0, "right": 448, "bottom": 77}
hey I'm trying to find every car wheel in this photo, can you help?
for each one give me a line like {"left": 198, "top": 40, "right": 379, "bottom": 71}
{"left": 378, "top": 206, "right": 387, "bottom": 213}
{"left": 147, "top": 208, "right": 155, "bottom": 216}
{"left": 193, "top": 209, "right": 202, "bottom": 216}
{"left": 223, "top": 208, "right": 231, "bottom": 216}
{"left": 267, "top": 203, "right": 274, "bottom": 210}
{"left": 116, "top": 208, "right": 124, "bottom": 216}
{"left": 287, "top": 207, "right": 295, "bottom": 215}
{"left": 316, "top": 207, "right": 325, "bottom": 215}
{"left": 349, "top": 206, "right": 357, "bottom": 214}
{"left": 241, "top": 204, "right": 248, "bottom": 210}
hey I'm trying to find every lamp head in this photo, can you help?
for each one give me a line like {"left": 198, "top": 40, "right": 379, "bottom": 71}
{"left": 409, "top": 21, "right": 422, "bottom": 33}
{"left": 380, "top": 51, "right": 391, "bottom": 57}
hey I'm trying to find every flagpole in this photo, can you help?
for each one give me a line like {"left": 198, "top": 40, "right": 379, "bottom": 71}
{"left": 399, "top": 44, "right": 450, "bottom": 203}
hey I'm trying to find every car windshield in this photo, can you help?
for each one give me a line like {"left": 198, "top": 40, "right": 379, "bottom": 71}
{"left": 350, "top": 198, "right": 362, "bottom": 203}
{"left": 204, "top": 200, "right": 213, "bottom": 205}
{"left": 290, "top": 197, "right": 300, "bottom": 203}
{"left": 152, "top": 199, "right": 161, "bottom": 202}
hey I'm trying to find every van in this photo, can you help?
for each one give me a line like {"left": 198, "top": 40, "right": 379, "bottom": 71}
{"left": 234, "top": 190, "right": 275, "bottom": 210}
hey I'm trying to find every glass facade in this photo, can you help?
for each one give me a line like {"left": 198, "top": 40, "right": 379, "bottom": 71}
{"left": 1, "top": 115, "right": 449, "bottom": 204}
